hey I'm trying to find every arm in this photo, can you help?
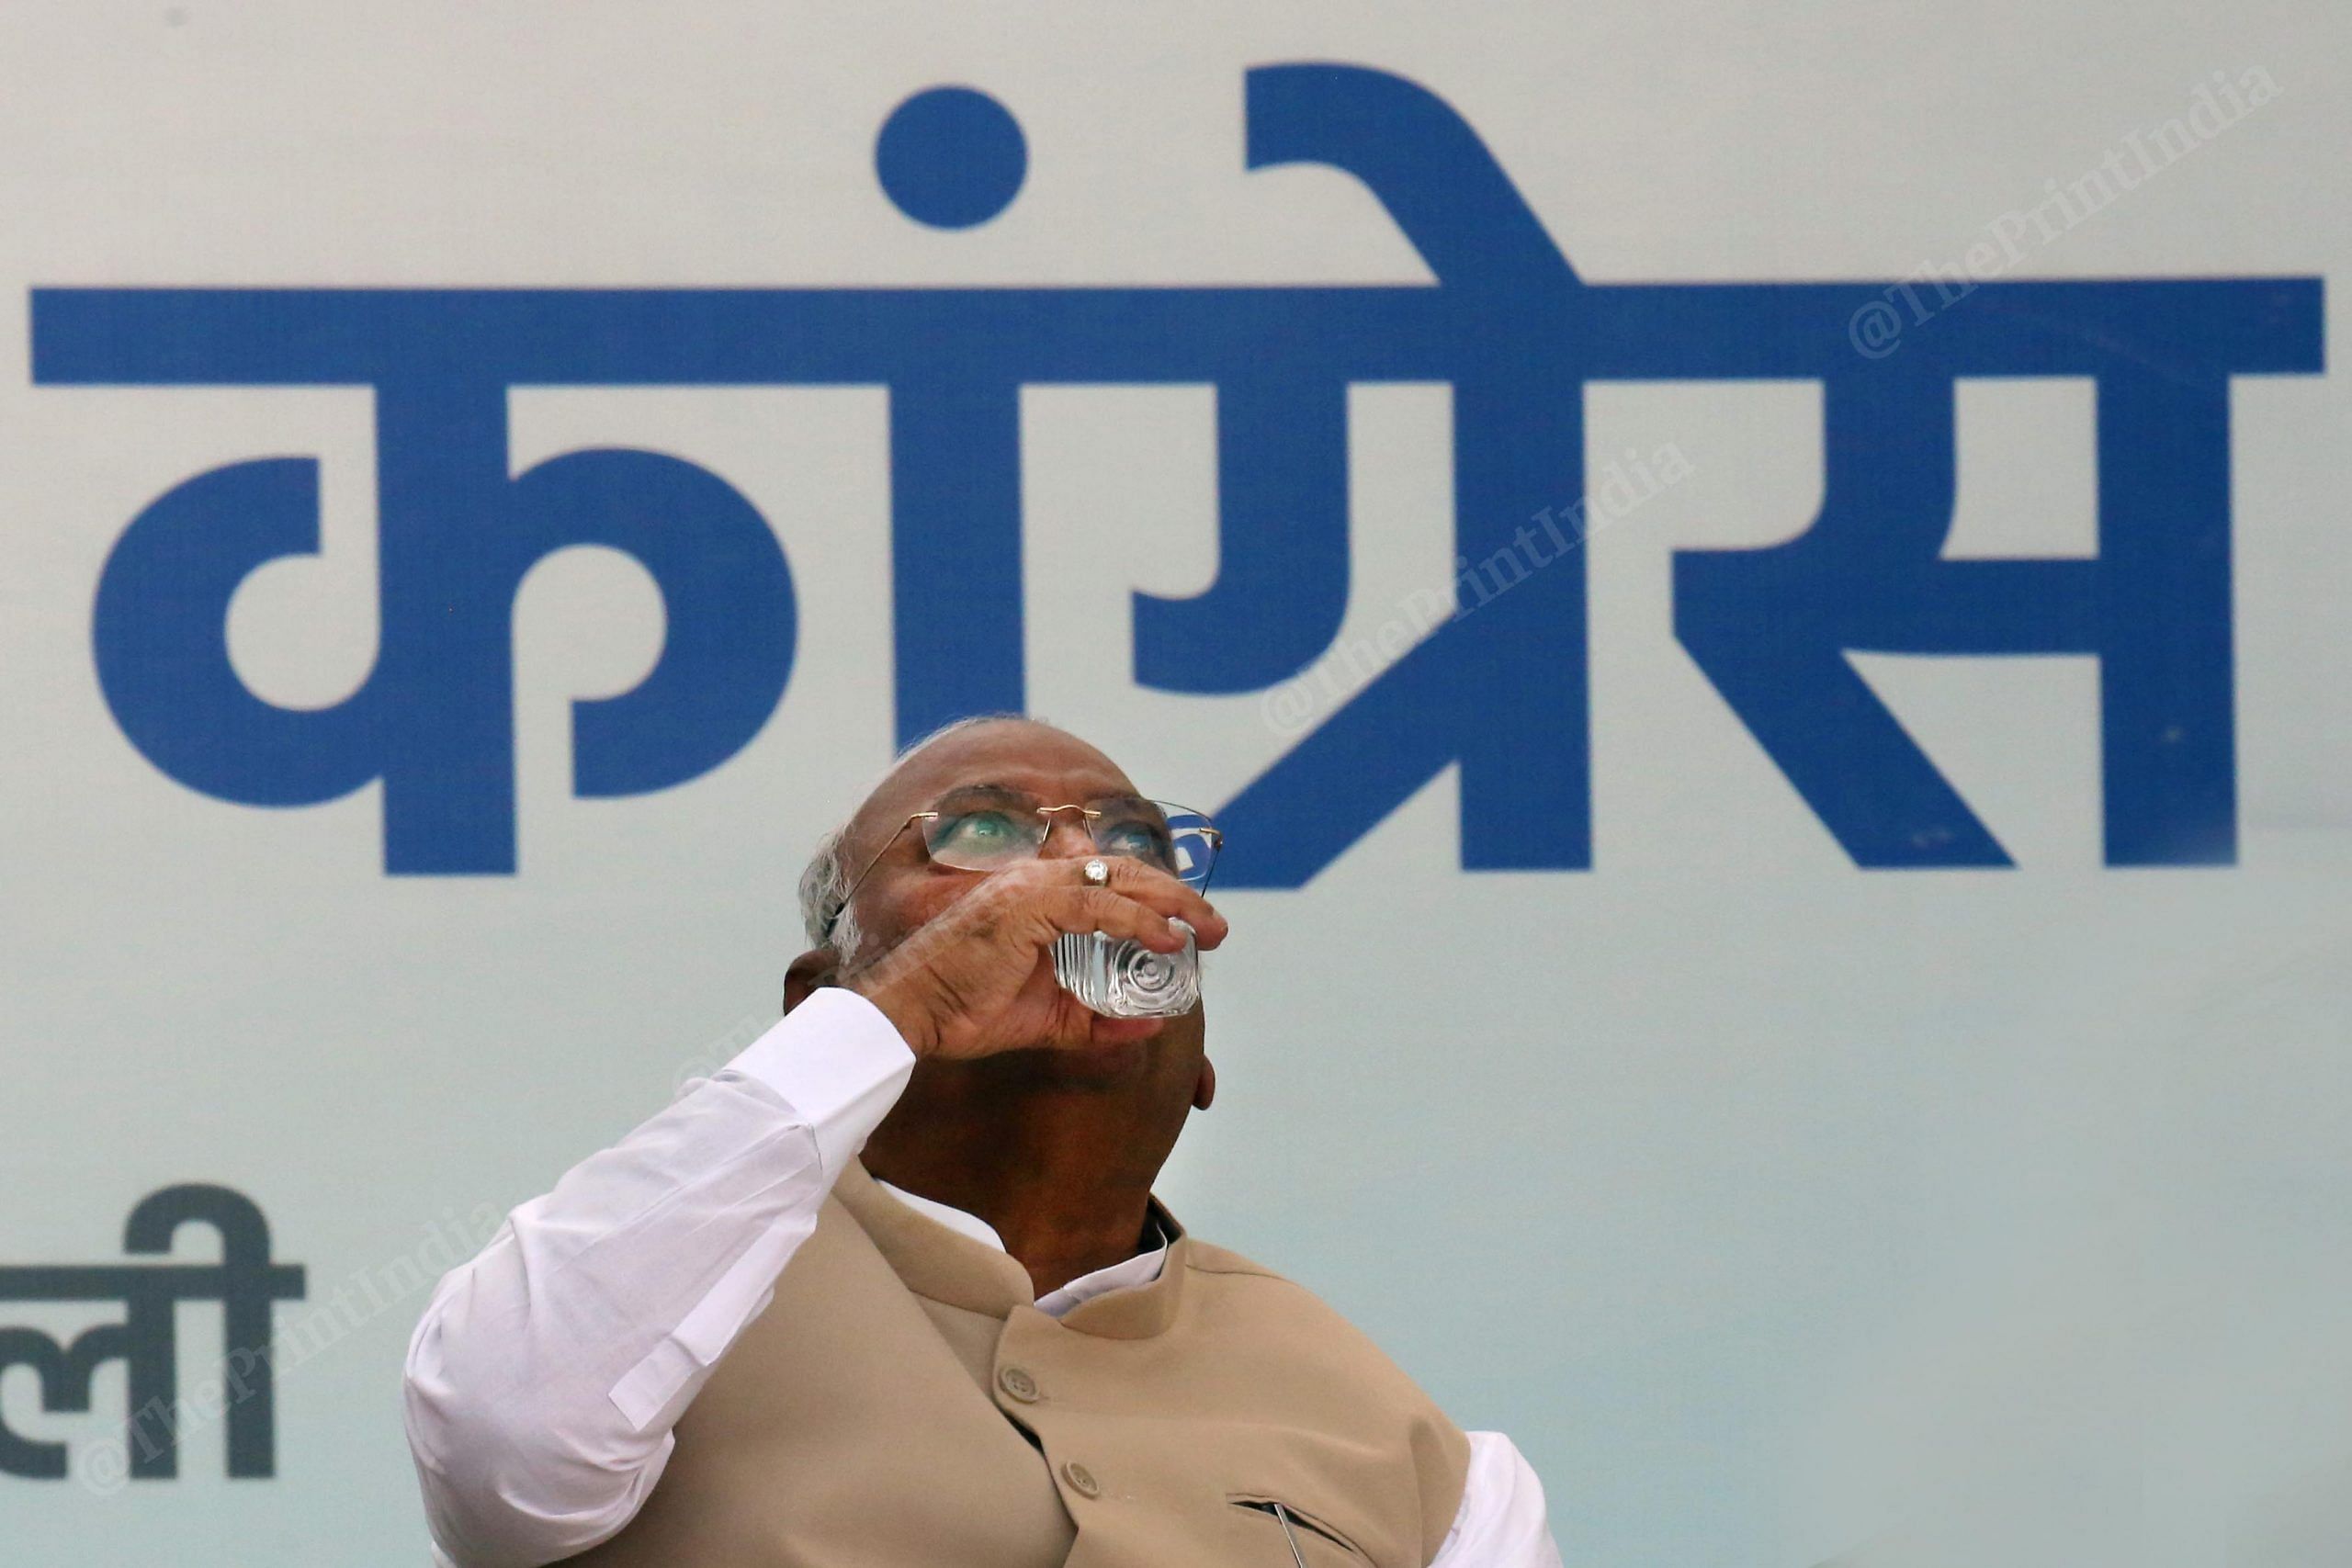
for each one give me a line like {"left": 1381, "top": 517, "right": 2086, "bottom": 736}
{"left": 405, "top": 855, "right": 1226, "bottom": 1568}
{"left": 1430, "top": 1431, "right": 1563, "bottom": 1568}
{"left": 402, "top": 988, "right": 915, "bottom": 1568}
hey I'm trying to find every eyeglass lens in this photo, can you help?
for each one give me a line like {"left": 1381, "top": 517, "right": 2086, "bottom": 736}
{"left": 917, "top": 789, "right": 1216, "bottom": 886}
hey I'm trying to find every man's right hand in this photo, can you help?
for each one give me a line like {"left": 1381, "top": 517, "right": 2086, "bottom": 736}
{"left": 839, "top": 857, "right": 1227, "bottom": 1060}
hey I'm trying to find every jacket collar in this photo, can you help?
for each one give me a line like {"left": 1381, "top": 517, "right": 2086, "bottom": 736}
{"left": 835, "top": 1158, "right": 1191, "bottom": 1340}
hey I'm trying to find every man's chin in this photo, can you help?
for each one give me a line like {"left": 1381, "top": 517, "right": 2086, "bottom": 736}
{"left": 989, "top": 1025, "right": 1161, "bottom": 1089}
{"left": 1059, "top": 1036, "right": 1155, "bottom": 1084}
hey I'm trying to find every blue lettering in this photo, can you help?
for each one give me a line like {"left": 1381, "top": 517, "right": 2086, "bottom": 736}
{"left": 31, "top": 64, "right": 2324, "bottom": 880}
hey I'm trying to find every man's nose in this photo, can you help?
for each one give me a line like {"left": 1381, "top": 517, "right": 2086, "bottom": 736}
{"left": 1036, "top": 808, "right": 1095, "bottom": 859}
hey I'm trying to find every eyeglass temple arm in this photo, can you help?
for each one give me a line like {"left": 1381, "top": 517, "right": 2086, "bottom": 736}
{"left": 824, "top": 812, "right": 935, "bottom": 940}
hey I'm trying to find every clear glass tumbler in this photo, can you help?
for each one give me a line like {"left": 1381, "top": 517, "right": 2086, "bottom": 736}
{"left": 1051, "top": 919, "right": 1199, "bottom": 1018}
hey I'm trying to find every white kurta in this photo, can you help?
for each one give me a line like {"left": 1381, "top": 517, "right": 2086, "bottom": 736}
{"left": 402, "top": 988, "right": 1562, "bottom": 1568}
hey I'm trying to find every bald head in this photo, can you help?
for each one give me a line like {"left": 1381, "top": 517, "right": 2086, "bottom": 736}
{"left": 784, "top": 715, "right": 1219, "bottom": 1251}
{"left": 798, "top": 716, "right": 1139, "bottom": 955}
{"left": 848, "top": 717, "right": 1135, "bottom": 858}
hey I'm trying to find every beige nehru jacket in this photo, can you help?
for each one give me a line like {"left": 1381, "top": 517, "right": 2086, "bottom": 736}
{"left": 565, "top": 1159, "right": 1472, "bottom": 1567}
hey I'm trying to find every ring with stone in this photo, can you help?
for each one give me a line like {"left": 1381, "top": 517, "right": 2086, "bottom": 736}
{"left": 1081, "top": 858, "right": 1110, "bottom": 886}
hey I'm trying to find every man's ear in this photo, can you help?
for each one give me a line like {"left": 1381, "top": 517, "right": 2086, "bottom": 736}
{"left": 782, "top": 948, "right": 842, "bottom": 1014}
{"left": 1192, "top": 1055, "right": 1216, "bottom": 1111}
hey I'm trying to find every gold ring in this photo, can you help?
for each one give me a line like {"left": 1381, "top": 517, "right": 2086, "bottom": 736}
{"left": 1081, "top": 858, "right": 1110, "bottom": 886}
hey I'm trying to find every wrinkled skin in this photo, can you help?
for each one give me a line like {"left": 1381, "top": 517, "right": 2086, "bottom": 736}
{"left": 782, "top": 719, "right": 1227, "bottom": 1298}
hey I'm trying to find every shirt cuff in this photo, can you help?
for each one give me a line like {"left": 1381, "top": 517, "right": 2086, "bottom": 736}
{"left": 722, "top": 987, "right": 916, "bottom": 1179}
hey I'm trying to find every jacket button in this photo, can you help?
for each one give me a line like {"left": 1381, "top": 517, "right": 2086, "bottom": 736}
{"left": 998, "top": 1365, "right": 1041, "bottom": 1403}
{"left": 1062, "top": 1461, "right": 1102, "bottom": 1499}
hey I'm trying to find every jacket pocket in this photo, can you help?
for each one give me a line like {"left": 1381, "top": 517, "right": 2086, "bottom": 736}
{"left": 1229, "top": 1496, "right": 1371, "bottom": 1564}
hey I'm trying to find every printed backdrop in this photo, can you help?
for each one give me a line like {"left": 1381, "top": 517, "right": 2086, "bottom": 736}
{"left": 3, "top": 4, "right": 2348, "bottom": 1565}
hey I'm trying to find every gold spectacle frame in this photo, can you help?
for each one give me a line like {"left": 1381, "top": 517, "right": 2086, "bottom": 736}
{"left": 821, "top": 795, "right": 1221, "bottom": 942}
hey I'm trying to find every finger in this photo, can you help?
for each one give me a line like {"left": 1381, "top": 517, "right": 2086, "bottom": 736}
{"left": 1036, "top": 964, "right": 1170, "bottom": 1047}
{"left": 1083, "top": 859, "right": 1227, "bottom": 948}
{"left": 1011, "top": 960, "right": 1164, "bottom": 1049}
{"left": 1024, "top": 886, "right": 1188, "bottom": 952}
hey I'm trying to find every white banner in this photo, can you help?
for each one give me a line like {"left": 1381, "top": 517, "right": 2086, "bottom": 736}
{"left": 1, "top": 5, "right": 2346, "bottom": 1564}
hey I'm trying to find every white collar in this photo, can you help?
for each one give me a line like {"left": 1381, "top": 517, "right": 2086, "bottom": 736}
{"left": 873, "top": 1178, "right": 1170, "bottom": 1319}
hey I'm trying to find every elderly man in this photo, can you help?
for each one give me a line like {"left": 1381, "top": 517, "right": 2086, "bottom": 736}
{"left": 404, "top": 716, "right": 1559, "bottom": 1567}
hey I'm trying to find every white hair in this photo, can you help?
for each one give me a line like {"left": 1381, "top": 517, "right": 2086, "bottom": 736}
{"left": 795, "top": 713, "right": 1042, "bottom": 961}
